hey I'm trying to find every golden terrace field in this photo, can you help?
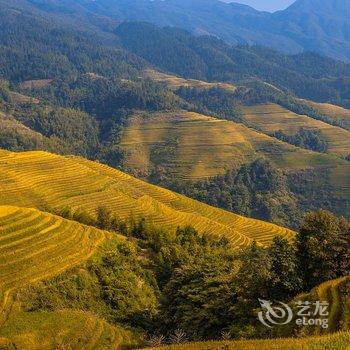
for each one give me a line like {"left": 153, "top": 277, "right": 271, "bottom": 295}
{"left": 0, "top": 149, "right": 294, "bottom": 246}
{"left": 0, "top": 309, "right": 137, "bottom": 350}
{"left": 0, "top": 206, "right": 108, "bottom": 323}
{"left": 293, "top": 276, "right": 350, "bottom": 335}
{"left": 145, "top": 332, "right": 350, "bottom": 350}
{"left": 241, "top": 104, "right": 350, "bottom": 157}
{"left": 144, "top": 69, "right": 236, "bottom": 91}
{"left": 119, "top": 111, "right": 350, "bottom": 201}
{"left": 0, "top": 205, "right": 139, "bottom": 349}
{"left": 301, "top": 100, "right": 350, "bottom": 131}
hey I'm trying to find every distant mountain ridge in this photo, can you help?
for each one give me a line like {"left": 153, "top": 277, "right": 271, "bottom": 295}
{"left": 19, "top": 0, "right": 350, "bottom": 61}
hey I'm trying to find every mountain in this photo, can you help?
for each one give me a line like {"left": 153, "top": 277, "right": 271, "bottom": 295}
{"left": 115, "top": 22, "right": 350, "bottom": 107}
{"left": 0, "top": 0, "right": 349, "bottom": 226}
{"left": 15, "top": 0, "right": 350, "bottom": 61}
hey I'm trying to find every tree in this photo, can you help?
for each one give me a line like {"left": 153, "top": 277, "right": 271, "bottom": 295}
{"left": 234, "top": 242, "right": 272, "bottom": 314}
{"left": 267, "top": 237, "right": 302, "bottom": 300}
{"left": 96, "top": 205, "right": 113, "bottom": 230}
{"left": 296, "top": 210, "right": 350, "bottom": 290}
{"left": 160, "top": 254, "right": 237, "bottom": 340}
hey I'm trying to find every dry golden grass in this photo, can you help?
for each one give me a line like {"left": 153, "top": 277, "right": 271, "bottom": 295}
{"left": 144, "top": 332, "right": 350, "bottom": 350}
{"left": 301, "top": 100, "right": 350, "bottom": 130}
{"left": 242, "top": 104, "right": 350, "bottom": 157}
{"left": 144, "top": 69, "right": 236, "bottom": 91}
{"left": 0, "top": 149, "right": 294, "bottom": 247}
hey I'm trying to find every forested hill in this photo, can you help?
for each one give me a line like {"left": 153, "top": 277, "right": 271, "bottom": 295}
{"left": 1, "top": 0, "right": 350, "bottom": 107}
{"left": 0, "top": 1, "right": 147, "bottom": 82}
{"left": 9, "top": 0, "right": 350, "bottom": 62}
{"left": 116, "top": 22, "right": 350, "bottom": 108}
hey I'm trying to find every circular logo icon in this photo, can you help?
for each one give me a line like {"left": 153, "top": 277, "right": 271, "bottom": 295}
{"left": 258, "top": 299, "right": 293, "bottom": 328}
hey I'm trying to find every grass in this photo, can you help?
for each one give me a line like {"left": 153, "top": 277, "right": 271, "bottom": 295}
{"left": 0, "top": 149, "right": 295, "bottom": 247}
{"left": 241, "top": 103, "right": 350, "bottom": 157}
{"left": 143, "top": 332, "right": 350, "bottom": 350}
{"left": 144, "top": 69, "right": 236, "bottom": 92}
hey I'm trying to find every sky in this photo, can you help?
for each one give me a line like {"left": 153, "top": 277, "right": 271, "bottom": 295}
{"left": 223, "top": 0, "right": 296, "bottom": 12}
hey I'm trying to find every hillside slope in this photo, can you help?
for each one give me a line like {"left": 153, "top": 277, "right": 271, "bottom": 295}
{"left": 241, "top": 104, "right": 350, "bottom": 157}
{"left": 301, "top": 100, "right": 350, "bottom": 131}
{"left": 0, "top": 149, "right": 294, "bottom": 246}
{"left": 119, "top": 110, "right": 350, "bottom": 198}
{"left": 0, "top": 205, "right": 138, "bottom": 349}
{"left": 292, "top": 276, "right": 350, "bottom": 335}
{"left": 144, "top": 69, "right": 236, "bottom": 92}
{"left": 0, "top": 206, "right": 109, "bottom": 324}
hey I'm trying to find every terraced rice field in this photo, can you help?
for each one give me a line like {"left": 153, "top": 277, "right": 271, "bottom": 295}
{"left": 0, "top": 205, "right": 109, "bottom": 325}
{"left": 0, "top": 149, "right": 295, "bottom": 247}
{"left": 301, "top": 100, "right": 350, "bottom": 130}
{"left": 8, "top": 92, "right": 40, "bottom": 105}
{"left": 145, "top": 332, "right": 350, "bottom": 350}
{"left": 294, "top": 276, "right": 350, "bottom": 334}
{"left": 144, "top": 69, "right": 236, "bottom": 91}
{"left": 120, "top": 111, "right": 259, "bottom": 179}
{"left": 120, "top": 110, "right": 350, "bottom": 204}
{"left": 0, "top": 308, "right": 138, "bottom": 350}
{"left": 0, "top": 205, "right": 139, "bottom": 349}
{"left": 241, "top": 104, "right": 350, "bottom": 157}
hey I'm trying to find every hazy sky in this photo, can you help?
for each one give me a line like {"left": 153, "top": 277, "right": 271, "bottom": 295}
{"left": 225, "top": 0, "right": 296, "bottom": 12}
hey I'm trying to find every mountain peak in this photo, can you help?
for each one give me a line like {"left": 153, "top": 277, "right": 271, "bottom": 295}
{"left": 285, "top": 0, "right": 350, "bottom": 15}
